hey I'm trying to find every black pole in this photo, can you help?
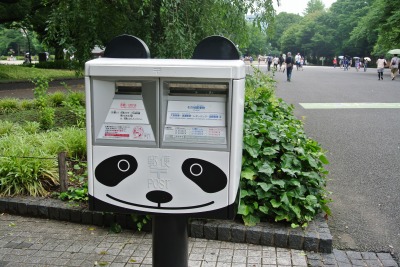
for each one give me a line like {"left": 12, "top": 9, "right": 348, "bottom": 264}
{"left": 152, "top": 215, "right": 188, "bottom": 267}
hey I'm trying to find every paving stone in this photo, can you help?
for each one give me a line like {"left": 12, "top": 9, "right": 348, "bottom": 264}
{"left": 381, "top": 259, "right": 399, "bottom": 267}
{"left": 231, "top": 224, "right": 245, "bottom": 243}
{"left": 7, "top": 200, "right": 18, "bottom": 214}
{"left": 260, "top": 224, "right": 274, "bottom": 246}
{"left": 346, "top": 251, "right": 363, "bottom": 260}
{"left": 361, "top": 252, "right": 379, "bottom": 260}
{"left": 288, "top": 227, "right": 304, "bottom": 250}
{"left": 245, "top": 225, "right": 262, "bottom": 245}
{"left": 304, "top": 231, "right": 319, "bottom": 252}
{"left": 318, "top": 232, "right": 333, "bottom": 253}
{"left": 92, "top": 212, "right": 104, "bottom": 226}
{"left": 217, "top": 222, "right": 232, "bottom": 242}
{"left": 17, "top": 202, "right": 28, "bottom": 215}
{"left": 333, "top": 249, "right": 351, "bottom": 264}
{"left": 204, "top": 220, "right": 219, "bottom": 240}
{"left": 81, "top": 210, "right": 93, "bottom": 225}
{"left": 274, "top": 227, "right": 289, "bottom": 248}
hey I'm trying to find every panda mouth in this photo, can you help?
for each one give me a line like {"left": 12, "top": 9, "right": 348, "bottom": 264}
{"left": 106, "top": 194, "right": 214, "bottom": 210}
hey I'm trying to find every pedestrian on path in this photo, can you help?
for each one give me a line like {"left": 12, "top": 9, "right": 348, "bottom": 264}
{"left": 389, "top": 54, "right": 399, "bottom": 80}
{"left": 285, "top": 52, "right": 294, "bottom": 82}
{"left": 376, "top": 55, "right": 387, "bottom": 80}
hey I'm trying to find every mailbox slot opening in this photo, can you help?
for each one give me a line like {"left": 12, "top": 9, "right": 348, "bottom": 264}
{"left": 115, "top": 81, "right": 142, "bottom": 95}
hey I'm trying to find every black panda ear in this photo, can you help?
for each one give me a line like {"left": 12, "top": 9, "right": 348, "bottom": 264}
{"left": 182, "top": 158, "right": 227, "bottom": 193}
{"left": 192, "top": 36, "right": 240, "bottom": 60}
{"left": 103, "top": 34, "right": 150, "bottom": 59}
{"left": 95, "top": 155, "right": 138, "bottom": 187}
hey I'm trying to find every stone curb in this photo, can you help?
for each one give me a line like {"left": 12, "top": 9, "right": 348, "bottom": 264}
{"left": 0, "top": 196, "right": 332, "bottom": 253}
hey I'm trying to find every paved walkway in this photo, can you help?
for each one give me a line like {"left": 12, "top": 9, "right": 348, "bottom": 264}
{"left": 0, "top": 214, "right": 397, "bottom": 267}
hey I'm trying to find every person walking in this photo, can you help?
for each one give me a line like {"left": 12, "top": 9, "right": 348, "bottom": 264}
{"left": 389, "top": 54, "right": 399, "bottom": 80}
{"left": 333, "top": 57, "right": 337, "bottom": 68}
{"left": 376, "top": 55, "right": 387, "bottom": 80}
{"left": 279, "top": 54, "right": 285, "bottom": 71}
{"left": 285, "top": 52, "right": 294, "bottom": 82}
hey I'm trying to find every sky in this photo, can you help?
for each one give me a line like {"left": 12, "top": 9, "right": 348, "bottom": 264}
{"left": 274, "top": 0, "right": 337, "bottom": 15}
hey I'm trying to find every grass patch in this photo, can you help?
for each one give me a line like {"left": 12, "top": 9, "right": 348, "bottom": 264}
{"left": 0, "top": 107, "right": 81, "bottom": 128}
{"left": 0, "top": 65, "right": 78, "bottom": 82}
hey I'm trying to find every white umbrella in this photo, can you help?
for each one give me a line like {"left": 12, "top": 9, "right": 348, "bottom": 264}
{"left": 353, "top": 56, "right": 360, "bottom": 59}
{"left": 338, "top": 56, "right": 344, "bottom": 59}
{"left": 364, "top": 57, "right": 371, "bottom": 61}
{"left": 388, "top": 49, "right": 400, "bottom": 54}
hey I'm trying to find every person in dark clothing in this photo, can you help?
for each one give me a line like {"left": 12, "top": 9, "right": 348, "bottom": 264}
{"left": 279, "top": 54, "right": 285, "bottom": 71}
{"left": 285, "top": 52, "right": 294, "bottom": 82}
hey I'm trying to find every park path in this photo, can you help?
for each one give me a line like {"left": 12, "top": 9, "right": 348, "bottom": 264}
{"left": 273, "top": 65, "right": 400, "bottom": 262}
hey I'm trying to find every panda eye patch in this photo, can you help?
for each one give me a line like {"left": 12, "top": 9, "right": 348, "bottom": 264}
{"left": 182, "top": 158, "right": 227, "bottom": 193}
{"left": 95, "top": 155, "right": 138, "bottom": 187}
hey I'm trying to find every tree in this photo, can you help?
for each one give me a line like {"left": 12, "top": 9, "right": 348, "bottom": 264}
{"left": 270, "top": 12, "right": 302, "bottom": 51}
{"left": 0, "top": 0, "right": 280, "bottom": 64}
{"left": 304, "top": 0, "right": 325, "bottom": 15}
{"left": 350, "top": 0, "right": 400, "bottom": 56}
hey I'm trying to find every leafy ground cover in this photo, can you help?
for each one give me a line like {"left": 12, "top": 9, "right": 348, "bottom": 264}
{"left": 0, "top": 71, "right": 331, "bottom": 228}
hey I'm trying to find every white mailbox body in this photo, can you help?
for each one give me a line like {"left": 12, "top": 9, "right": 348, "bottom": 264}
{"left": 85, "top": 58, "right": 245, "bottom": 219}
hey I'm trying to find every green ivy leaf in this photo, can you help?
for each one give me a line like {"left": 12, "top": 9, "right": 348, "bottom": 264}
{"left": 242, "top": 214, "right": 260, "bottom": 226}
{"left": 258, "top": 162, "right": 274, "bottom": 176}
{"left": 238, "top": 203, "right": 250, "bottom": 215}
{"left": 257, "top": 182, "right": 273, "bottom": 192}
{"left": 270, "top": 199, "right": 281, "bottom": 208}
{"left": 271, "top": 179, "right": 285, "bottom": 188}
{"left": 259, "top": 205, "right": 269, "bottom": 214}
{"left": 319, "top": 154, "right": 330, "bottom": 164}
{"left": 241, "top": 168, "right": 256, "bottom": 180}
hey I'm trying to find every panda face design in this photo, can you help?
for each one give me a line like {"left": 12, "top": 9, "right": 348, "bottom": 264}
{"left": 92, "top": 149, "right": 230, "bottom": 213}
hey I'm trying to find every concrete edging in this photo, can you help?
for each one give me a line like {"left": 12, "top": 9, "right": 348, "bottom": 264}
{"left": 0, "top": 196, "right": 332, "bottom": 253}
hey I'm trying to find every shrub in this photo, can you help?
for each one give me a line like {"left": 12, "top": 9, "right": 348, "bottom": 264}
{"left": 22, "top": 121, "right": 41, "bottom": 134}
{"left": 39, "top": 107, "right": 55, "bottom": 130}
{"left": 0, "top": 98, "right": 19, "bottom": 114}
{"left": 0, "top": 132, "right": 58, "bottom": 196}
{"left": 48, "top": 91, "right": 67, "bottom": 107}
{"left": 34, "top": 60, "right": 72, "bottom": 70}
{"left": 238, "top": 69, "right": 331, "bottom": 228}
{"left": 20, "top": 99, "right": 36, "bottom": 110}
{"left": 0, "top": 121, "right": 16, "bottom": 136}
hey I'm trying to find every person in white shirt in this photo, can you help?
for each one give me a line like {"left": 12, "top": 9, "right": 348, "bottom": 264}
{"left": 389, "top": 54, "right": 399, "bottom": 80}
{"left": 376, "top": 55, "right": 387, "bottom": 80}
{"left": 295, "top": 53, "right": 301, "bottom": 70}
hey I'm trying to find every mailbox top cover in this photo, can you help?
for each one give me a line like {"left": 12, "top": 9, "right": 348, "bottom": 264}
{"left": 85, "top": 58, "right": 246, "bottom": 80}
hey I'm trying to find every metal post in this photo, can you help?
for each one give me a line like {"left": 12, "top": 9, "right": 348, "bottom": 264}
{"left": 152, "top": 215, "right": 188, "bottom": 267}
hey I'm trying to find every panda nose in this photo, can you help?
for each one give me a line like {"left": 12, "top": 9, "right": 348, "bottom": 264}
{"left": 146, "top": 190, "right": 173, "bottom": 207}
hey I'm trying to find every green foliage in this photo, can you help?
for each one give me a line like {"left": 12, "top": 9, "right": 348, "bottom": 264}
{"left": 59, "top": 183, "right": 88, "bottom": 202}
{"left": 58, "top": 161, "right": 88, "bottom": 202}
{"left": 239, "top": 70, "right": 331, "bottom": 227}
{"left": 61, "top": 83, "right": 86, "bottom": 128}
{"left": 0, "top": 65, "right": 77, "bottom": 82}
{"left": 0, "top": 98, "right": 19, "bottom": 114}
{"left": 47, "top": 91, "right": 67, "bottom": 107}
{"left": 34, "top": 60, "right": 73, "bottom": 70}
{"left": 39, "top": 107, "right": 55, "bottom": 130}
{"left": 0, "top": 122, "right": 87, "bottom": 197}
{"left": 130, "top": 214, "right": 151, "bottom": 231}
{"left": 32, "top": 76, "right": 51, "bottom": 109}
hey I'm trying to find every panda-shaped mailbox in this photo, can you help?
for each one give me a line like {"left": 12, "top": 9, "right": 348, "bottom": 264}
{"left": 86, "top": 35, "right": 245, "bottom": 219}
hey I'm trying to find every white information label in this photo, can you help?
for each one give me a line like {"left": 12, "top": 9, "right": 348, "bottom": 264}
{"left": 166, "top": 101, "right": 225, "bottom": 127}
{"left": 105, "top": 99, "right": 149, "bottom": 124}
{"left": 163, "top": 126, "right": 227, "bottom": 144}
{"left": 98, "top": 124, "right": 155, "bottom": 141}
